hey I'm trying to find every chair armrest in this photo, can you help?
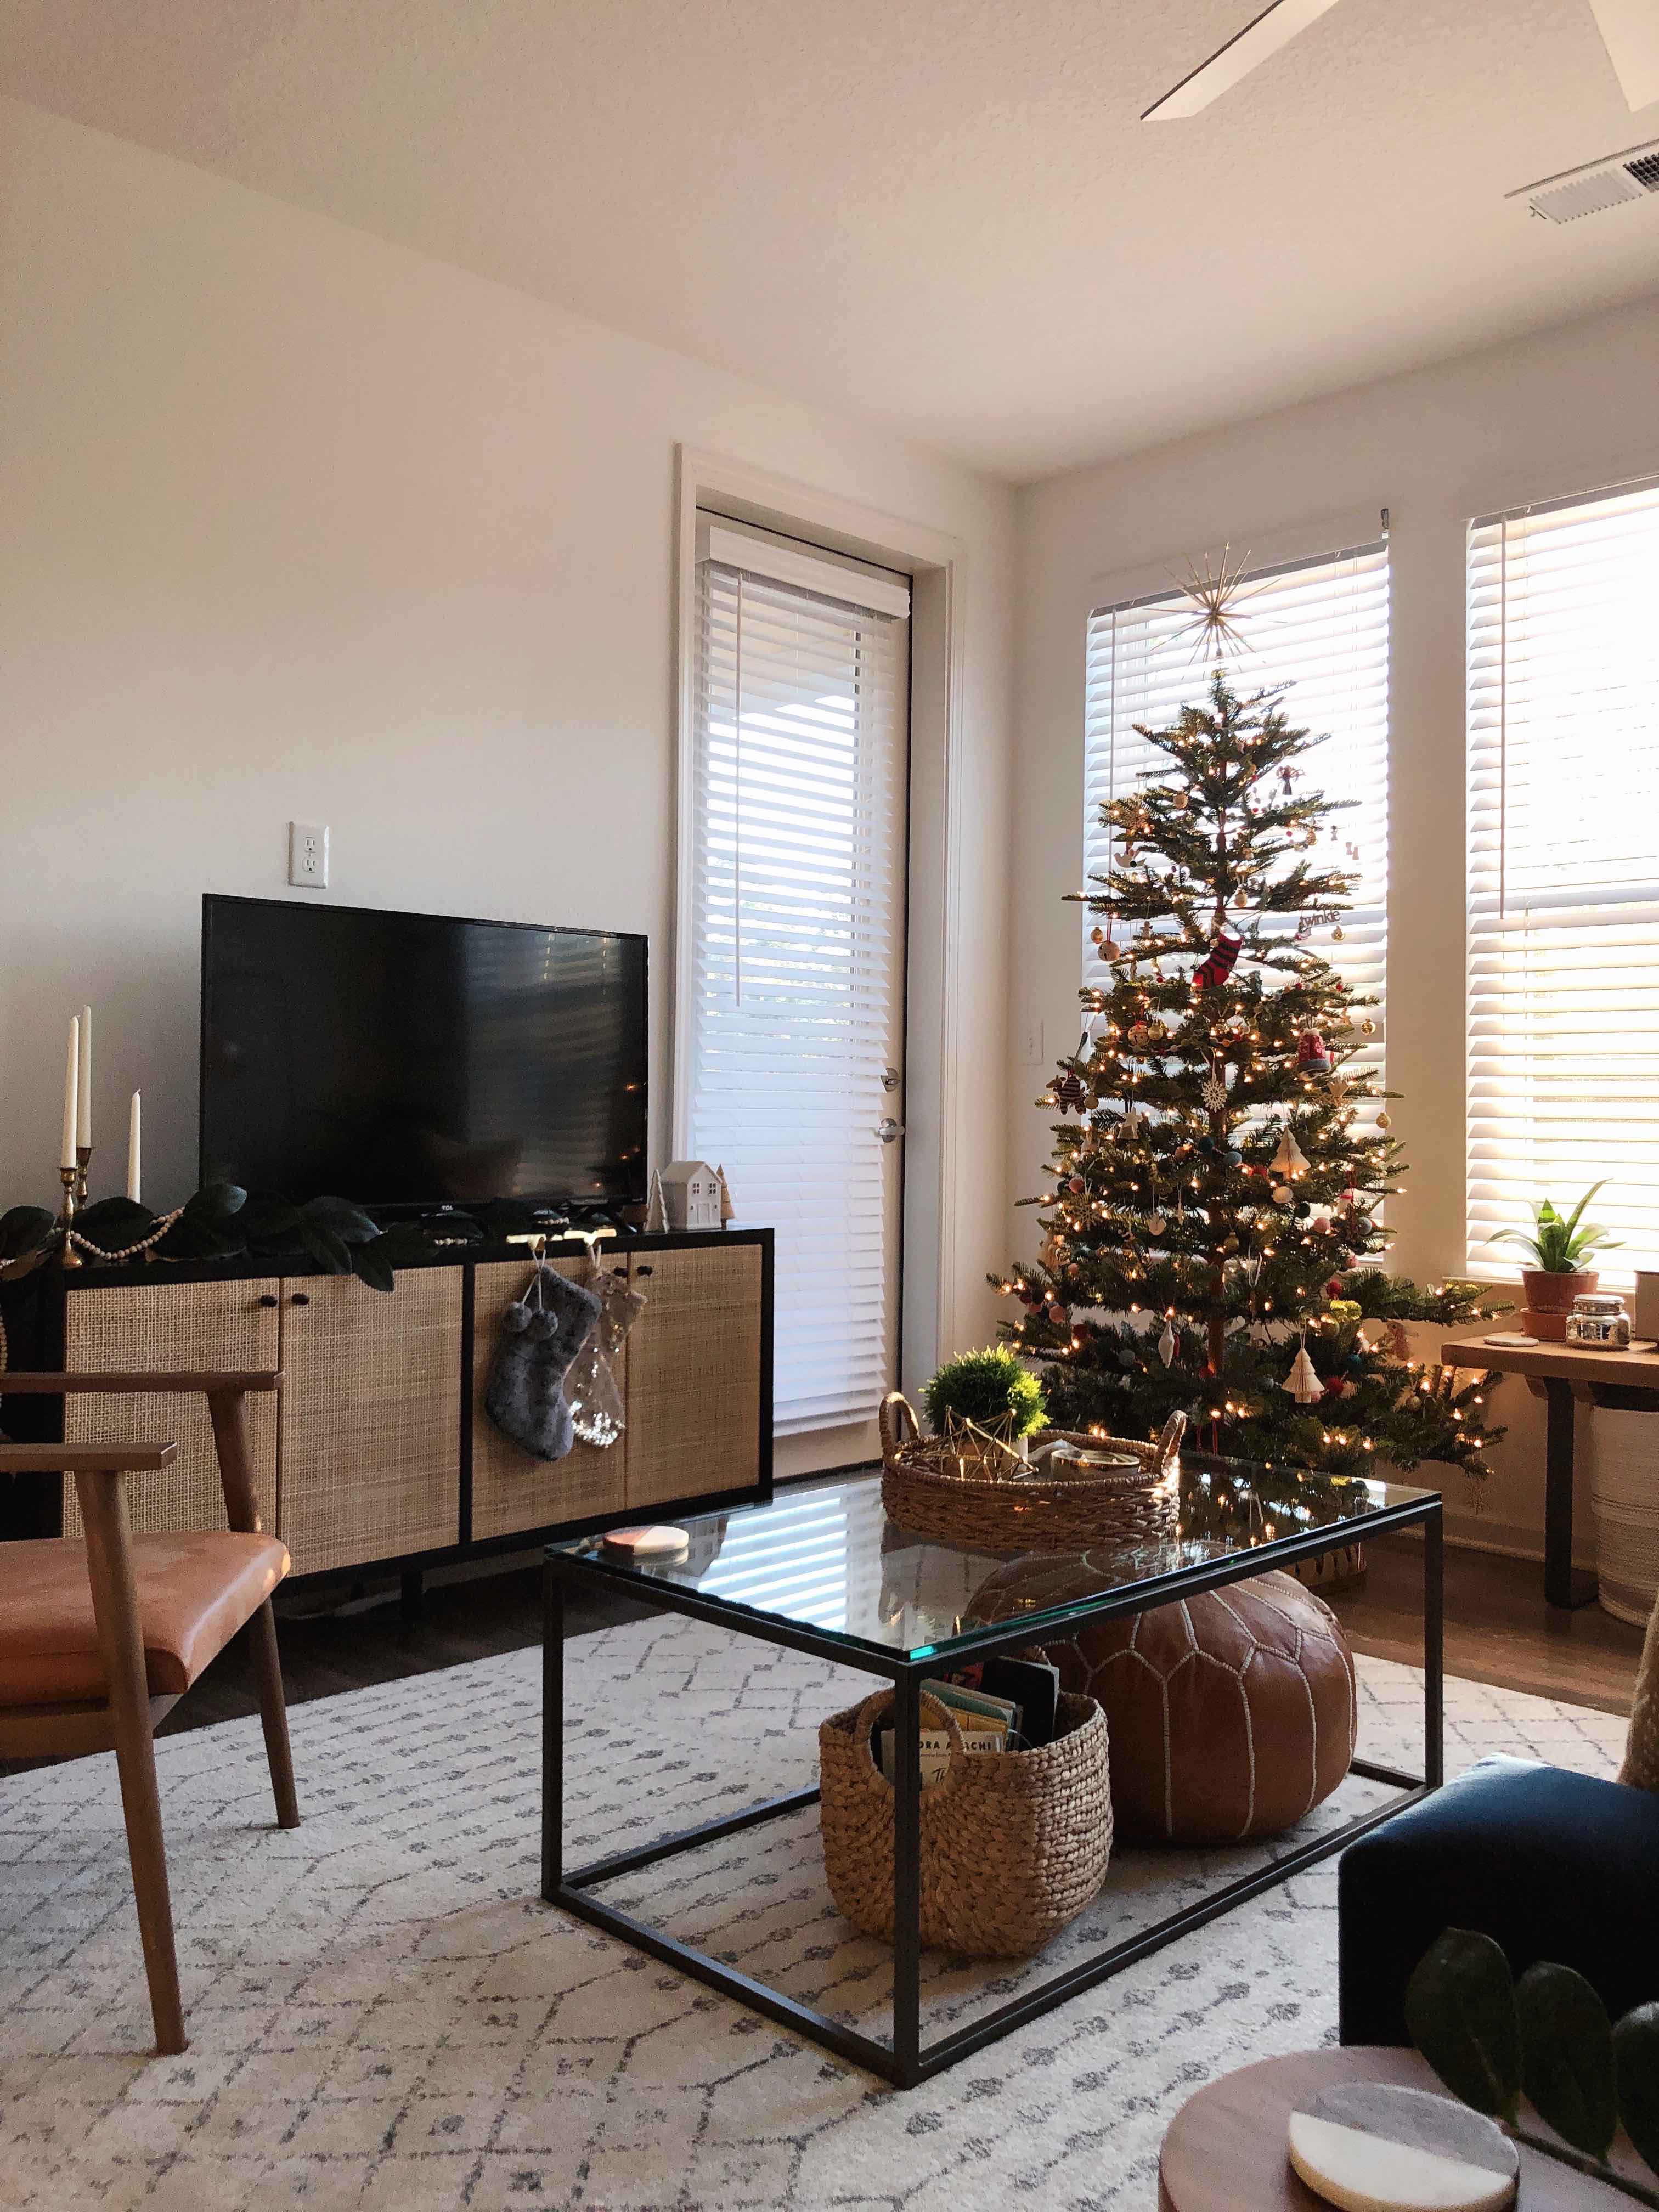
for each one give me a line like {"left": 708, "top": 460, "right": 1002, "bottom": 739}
{"left": 0, "top": 1442, "right": 179, "bottom": 1474}
{"left": 0, "top": 1370, "right": 281, "bottom": 1396}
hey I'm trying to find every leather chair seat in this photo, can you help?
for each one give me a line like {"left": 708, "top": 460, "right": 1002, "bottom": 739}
{"left": 0, "top": 1532, "right": 290, "bottom": 1706}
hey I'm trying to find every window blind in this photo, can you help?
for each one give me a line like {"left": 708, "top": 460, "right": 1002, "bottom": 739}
{"left": 686, "top": 527, "right": 909, "bottom": 1435}
{"left": 1084, "top": 541, "right": 1391, "bottom": 1110}
{"left": 1466, "top": 476, "right": 1659, "bottom": 1286}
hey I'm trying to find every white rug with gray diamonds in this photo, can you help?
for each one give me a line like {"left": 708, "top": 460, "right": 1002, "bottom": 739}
{"left": 0, "top": 1612, "right": 1626, "bottom": 2212}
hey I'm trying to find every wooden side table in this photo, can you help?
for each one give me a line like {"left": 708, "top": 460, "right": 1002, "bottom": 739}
{"left": 1159, "top": 2047, "right": 1640, "bottom": 2209}
{"left": 1441, "top": 1331, "right": 1659, "bottom": 1610}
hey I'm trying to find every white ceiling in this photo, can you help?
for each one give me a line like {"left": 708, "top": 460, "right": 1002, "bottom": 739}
{"left": 3, "top": 0, "right": 1657, "bottom": 481}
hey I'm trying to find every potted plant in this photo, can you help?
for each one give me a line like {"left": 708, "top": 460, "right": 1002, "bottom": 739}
{"left": 921, "top": 1346, "right": 1047, "bottom": 1455}
{"left": 1488, "top": 1183, "right": 1621, "bottom": 1341}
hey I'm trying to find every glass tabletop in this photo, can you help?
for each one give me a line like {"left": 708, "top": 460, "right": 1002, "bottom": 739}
{"left": 548, "top": 1454, "right": 1437, "bottom": 1664}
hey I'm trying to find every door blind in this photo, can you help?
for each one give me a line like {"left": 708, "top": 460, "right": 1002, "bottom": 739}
{"left": 1084, "top": 541, "right": 1390, "bottom": 1109}
{"left": 1466, "top": 476, "right": 1659, "bottom": 1285}
{"left": 686, "top": 535, "right": 908, "bottom": 1434}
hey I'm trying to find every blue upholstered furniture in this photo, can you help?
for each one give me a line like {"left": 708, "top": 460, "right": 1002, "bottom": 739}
{"left": 1338, "top": 1754, "right": 1659, "bottom": 2046}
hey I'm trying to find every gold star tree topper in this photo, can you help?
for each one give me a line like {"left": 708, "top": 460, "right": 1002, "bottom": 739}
{"left": 1166, "top": 544, "right": 1263, "bottom": 663}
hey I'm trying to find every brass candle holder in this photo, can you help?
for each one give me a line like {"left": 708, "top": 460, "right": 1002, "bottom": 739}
{"left": 57, "top": 1163, "right": 83, "bottom": 1268}
{"left": 75, "top": 1143, "right": 92, "bottom": 1207}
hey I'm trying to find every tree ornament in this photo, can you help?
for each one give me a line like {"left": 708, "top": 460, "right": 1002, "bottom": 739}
{"left": 1171, "top": 790, "right": 1190, "bottom": 815}
{"left": 1330, "top": 924, "right": 1345, "bottom": 942}
{"left": 1158, "top": 1316, "right": 1177, "bottom": 1368}
{"left": 1282, "top": 1339, "right": 1322, "bottom": 1403}
{"left": 1271, "top": 1130, "right": 1310, "bottom": 1177}
{"left": 1295, "top": 1030, "right": 1332, "bottom": 1073}
{"left": 1147, "top": 1212, "right": 1167, "bottom": 1237}
{"left": 1053, "top": 1070, "right": 1087, "bottom": 1113}
{"left": 1067, "top": 1174, "right": 1086, "bottom": 1194}
{"left": 1118, "top": 1102, "right": 1146, "bottom": 1140}
{"left": 1327, "top": 1074, "right": 1351, "bottom": 1105}
{"left": 1360, "top": 1017, "right": 1376, "bottom": 1036}
{"left": 1191, "top": 926, "right": 1243, "bottom": 994}
{"left": 1201, "top": 1072, "right": 1228, "bottom": 1111}
{"left": 1272, "top": 1182, "right": 1294, "bottom": 1205}
{"left": 1375, "top": 1110, "right": 1391, "bottom": 1131}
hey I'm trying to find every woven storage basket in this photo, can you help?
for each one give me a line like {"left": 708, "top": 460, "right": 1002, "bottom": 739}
{"left": 878, "top": 1392, "right": 1179, "bottom": 1552}
{"left": 818, "top": 1686, "right": 1112, "bottom": 1957}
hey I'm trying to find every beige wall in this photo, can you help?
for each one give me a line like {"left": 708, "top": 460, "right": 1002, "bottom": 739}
{"left": 1012, "top": 296, "right": 1659, "bottom": 1560}
{"left": 0, "top": 98, "right": 1015, "bottom": 1418}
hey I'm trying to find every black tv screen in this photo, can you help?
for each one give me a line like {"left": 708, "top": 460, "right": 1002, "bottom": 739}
{"left": 200, "top": 895, "right": 647, "bottom": 1210}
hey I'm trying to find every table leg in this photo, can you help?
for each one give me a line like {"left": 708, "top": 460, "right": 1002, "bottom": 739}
{"left": 1423, "top": 1504, "right": 1443, "bottom": 1790}
{"left": 1543, "top": 1379, "right": 1599, "bottom": 1611}
{"left": 541, "top": 1564, "right": 565, "bottom": 1901}
{"left": 891, "top": 1671, "right": 922, "bottom": 2087}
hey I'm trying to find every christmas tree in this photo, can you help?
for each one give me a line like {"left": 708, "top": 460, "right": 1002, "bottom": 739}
{"left": 998, "top": 643, "right": 1502, "bottom": 1480}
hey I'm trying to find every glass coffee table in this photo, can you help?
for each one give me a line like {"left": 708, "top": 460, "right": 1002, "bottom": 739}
{"left": 542, "top": 1455, "right": 1442, "bottom": 2087}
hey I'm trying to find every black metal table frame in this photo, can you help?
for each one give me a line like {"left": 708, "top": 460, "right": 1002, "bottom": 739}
{"left": 541, "top": 1494, "right": 1443, "bottom": 2089}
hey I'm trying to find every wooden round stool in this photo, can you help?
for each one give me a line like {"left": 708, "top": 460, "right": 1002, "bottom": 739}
{"left": 1159, "top": 2048, "right": 1637, "bottom": 2210}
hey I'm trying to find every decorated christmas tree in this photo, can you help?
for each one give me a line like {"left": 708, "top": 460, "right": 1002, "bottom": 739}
{"left": 998, "top": 603, "right": 1501, "bottom": 1479}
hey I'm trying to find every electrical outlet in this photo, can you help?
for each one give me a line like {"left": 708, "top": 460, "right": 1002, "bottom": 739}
{"left": 1022, "top": 1016, "right": 1045, "bottom": 1068}
{"left": 288, "top": 821, "right": 329, "bottom": 889}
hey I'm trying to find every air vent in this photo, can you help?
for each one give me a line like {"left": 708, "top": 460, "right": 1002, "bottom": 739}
{"left": 1509, "top": 136, "right": 1659, "bottom": 224}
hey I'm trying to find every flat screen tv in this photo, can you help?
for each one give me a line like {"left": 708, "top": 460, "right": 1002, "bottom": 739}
{"left": 200, "top": 895, "right": 648, "bottom": 1211}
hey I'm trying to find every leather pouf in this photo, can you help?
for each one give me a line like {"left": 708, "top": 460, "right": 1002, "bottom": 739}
{"left": 967, "top": 1559, "right": 1357, "bottom": 1844}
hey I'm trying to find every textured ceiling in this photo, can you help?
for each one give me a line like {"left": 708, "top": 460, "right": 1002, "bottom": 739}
{"left": 3, "top": 0, "right": 1657, "bottom": 480}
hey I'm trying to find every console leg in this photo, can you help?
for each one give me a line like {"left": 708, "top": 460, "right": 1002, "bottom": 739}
{"left": 1543, "top": 1380, "right": 1598, "bottom": 1610}
{"left": 400, "top": 1568, "right": 425, "bottom": 1627}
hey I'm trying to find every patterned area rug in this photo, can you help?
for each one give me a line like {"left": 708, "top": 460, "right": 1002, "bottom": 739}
{"left": 0, "top": 1613, "right": 1626, "bottom": 2212}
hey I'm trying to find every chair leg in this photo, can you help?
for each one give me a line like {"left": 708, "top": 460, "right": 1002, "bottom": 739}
{"left": 246, "top": 1600, "right": 300, "bottom": 1829}
{"left": 75, "top": 1469, "right": 188, "bottom": 2056}
{"left": 109, "top": 1706, "right": 188, "bottom": 2056}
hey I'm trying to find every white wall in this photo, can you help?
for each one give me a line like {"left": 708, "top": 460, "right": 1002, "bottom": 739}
{"left": 0, "top": 98, "right": 1015, "bottom": 1395}
{"left": 1012, "top": 296, "right": 1659, "bottom": 1560}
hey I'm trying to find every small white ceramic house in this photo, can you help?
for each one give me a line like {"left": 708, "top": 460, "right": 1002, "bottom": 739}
{"left": 652, "top": 1160, "right": 725, "bottom": 1232}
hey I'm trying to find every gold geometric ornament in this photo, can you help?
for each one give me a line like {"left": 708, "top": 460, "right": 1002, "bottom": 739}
{"left": 1163, "top": 544, "right": 1266, "bottom": 664}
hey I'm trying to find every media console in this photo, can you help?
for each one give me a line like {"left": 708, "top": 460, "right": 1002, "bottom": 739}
{"left": 0, "top": 1229, "right": 772, "bottom": 1586}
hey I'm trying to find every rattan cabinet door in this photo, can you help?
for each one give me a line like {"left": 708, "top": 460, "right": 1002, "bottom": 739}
{"left": 470, "top": 1257, "right": 628, "bottom": 1538}
{"left": 277, "top": 1269, "right": 462, "bottom": 1575}
{"left": 624, "top": 1244, "right": 763, "bottom": 1510}
{"left": 62, "top": 1279, "right": 281, "bottom": 1538}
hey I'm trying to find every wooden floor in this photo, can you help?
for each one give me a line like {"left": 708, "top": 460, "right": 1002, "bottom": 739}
{"left": 1329, "top": 1533, "right": 1644, "bottom": 1718}
{"left": 2, "top": 1531, "right": 1642, "bottom": 1781}
{"left": 168, "top": 1530, "right": 1645, "bottom": 1741}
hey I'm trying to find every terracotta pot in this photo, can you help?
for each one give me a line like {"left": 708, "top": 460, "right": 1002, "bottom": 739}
{"left": 1522, "top": 1267, "right": 1599, "bottom": 1341}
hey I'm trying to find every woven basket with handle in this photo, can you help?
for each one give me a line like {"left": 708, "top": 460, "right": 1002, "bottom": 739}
{"left": 878, "top": 1392, "right": 1182, "bottom": 1551}
{"left": 818, "top": 1686, "right": 1112, "bottom": 1956}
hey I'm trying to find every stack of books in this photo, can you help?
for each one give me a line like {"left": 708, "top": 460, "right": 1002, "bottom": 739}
{"left": 873, "top": 1657, "right": 1060, "bottom": 1787}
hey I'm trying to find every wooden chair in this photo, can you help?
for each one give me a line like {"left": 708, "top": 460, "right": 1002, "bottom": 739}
{"left": 0, "top": 1369, "right": 298, "bottom": 2053}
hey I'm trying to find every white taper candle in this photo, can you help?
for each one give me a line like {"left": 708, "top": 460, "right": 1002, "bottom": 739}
{"left": 77, "top": 1004, "right": 92, "bottom": 1149}
{"left": 127, "top": 1091, "right": 142, "bottom": 1205}
{"left": 61, "top": 1016, "right": 80, "bottom": 1171}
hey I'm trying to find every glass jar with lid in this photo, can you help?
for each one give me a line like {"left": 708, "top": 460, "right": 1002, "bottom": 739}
{"left": 1565, "top": 1293, "right": 1632, "bottom": 1348}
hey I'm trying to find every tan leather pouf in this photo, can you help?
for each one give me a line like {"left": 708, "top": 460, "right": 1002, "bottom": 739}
{"left": 968, "top": 1560, "right": 1357, "bottom": 1844}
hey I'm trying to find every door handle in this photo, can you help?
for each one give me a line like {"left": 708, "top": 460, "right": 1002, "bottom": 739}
{"left": 877, "top": 1118, "right": 905, "bottom": 1144}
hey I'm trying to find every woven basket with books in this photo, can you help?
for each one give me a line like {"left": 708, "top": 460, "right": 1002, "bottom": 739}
{"left": 818, "top": 1684, "right": 1111, "bottom": 1956}
{"left": 878, "top": 1393, "right": 1182, "bottom": 1552}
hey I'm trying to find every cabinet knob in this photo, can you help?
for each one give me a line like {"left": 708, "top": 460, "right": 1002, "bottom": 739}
{"left": 256, "top": 1294, "right": 279, "bottom": 1310}
{"left": 290, "top": 1291, "right": 311, "bottom": 1307}
{"left": 635, "top": 1264, "right": 653, "bottom": 1277}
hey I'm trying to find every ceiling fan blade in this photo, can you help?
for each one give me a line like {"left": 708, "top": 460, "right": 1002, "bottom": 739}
{"left": 1585, "top": 0, "right": 1659, "bottom": 111}
{"left": 1142, "top": 0, "right": 1347, "bottom": 121}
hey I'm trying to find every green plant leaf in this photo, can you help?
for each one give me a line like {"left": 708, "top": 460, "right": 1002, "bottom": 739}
{"left": 1, "top": 1249, "right": 49, "bottom": 1282}
{"left": 155, "top": 1211, "right": 238, "bottom": 1260}
{"left": 294, "top": 1216, "right": 352, "bottom": 1274}
{"left": 184, "top": 1179, "right": 247, "bottom": 1222}
{"left": 303, "top": 1194, "right": 381, "bottom": 1246}
{"left": 0, "top": 1205, "right": 55, "bottom": 1260}
{"left": 349, "top": 1238, "right": 398, "bottom": 1293}
{"left": 73, "top": 1197, "right": 156, "bottom": 1250}
{"left": 238, "top": 1192, "right": 302, "bottom": 1245}
{"left": 1613, "top": 2002, "right": 1659, "bottom": 2177}
{"left": 1404, "top": 1929, "right": 1522, "bottom": 2120}
{"left": 1517, "top": 1962, "right": 1617, "bottom": 2159}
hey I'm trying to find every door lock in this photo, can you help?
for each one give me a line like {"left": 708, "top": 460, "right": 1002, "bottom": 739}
{"left": 877, "top": 1118, "right": 904, "bottom": 1144}
{"left": 881, "top": 1065, "right": 902, "bottom": 1093}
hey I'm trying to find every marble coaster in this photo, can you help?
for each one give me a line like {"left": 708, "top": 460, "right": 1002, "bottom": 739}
{"left": 1287, "top": 2082, "right": 1518, "bottom": 2212}
{"left": 601, "top": 1524, "right": 690, "bottom": 1560}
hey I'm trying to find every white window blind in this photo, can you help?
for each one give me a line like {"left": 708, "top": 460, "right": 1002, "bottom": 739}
{"left": 685, "top": 523, "right": 909, "bottom": 1435}
{"left": 1466, "top": 476, "right": 1659, "bottom": 1286}
{"left": 1084, "top": 540, "right": 1391, "bottom": 1105}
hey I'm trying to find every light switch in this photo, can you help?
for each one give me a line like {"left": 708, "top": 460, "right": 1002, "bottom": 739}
{"left": 288, "top": 821, "right": 329, "bottom": 889}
